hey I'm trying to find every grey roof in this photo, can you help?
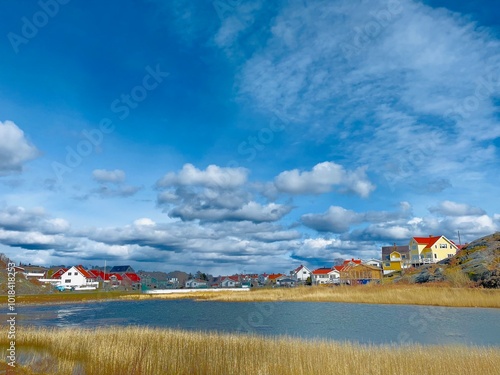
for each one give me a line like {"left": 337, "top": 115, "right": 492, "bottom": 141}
{"left": 381, "top": 245, "right": 410, "bottom": 259}
{"left": 109, "top": 265, "right": 134, "bottom": 273}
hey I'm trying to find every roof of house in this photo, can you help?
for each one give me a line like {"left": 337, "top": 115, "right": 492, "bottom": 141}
{"left": 109, "top": 265, "right": 135, "bottom": 273}
{"left": 342, "top": 259, "right": 362, "bottom": 266}
{"left": 382, "top": 245, "right": 410, "bottom": 258}
{"left": 312, "top": 268, "right": 335, "bottom": 275}
{"left": 412, "top": 236, "right": 442, "bottom": 248}
{"left": 340, "top": 263, "right": 383, "bottom": 272}
{"left": 124, "top": 273, "right": 141, "bottom": 282}
{"left": 51, "top": 268, "right": 68, "bottom": 279}
{"left": 108, "top": 273, "right": 123, "bottom": 281}
{"left": 74, "top": 265, "right": 95, "bottom": 279}
{"left": 268, "top": 273, "right": 284, "bottom": 280}
{"left": 226, "top": 275, "right": 240, "bottom": 282}
{"left": 293, "top": 265, "right": 305, "bottom": 273}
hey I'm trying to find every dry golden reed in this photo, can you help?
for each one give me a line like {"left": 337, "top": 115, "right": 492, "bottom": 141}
{"left": 1, "top": 326, "right": 499, "bottom": 375}
{"left": 122, "top": 285, "right": 500, "bottom": 308}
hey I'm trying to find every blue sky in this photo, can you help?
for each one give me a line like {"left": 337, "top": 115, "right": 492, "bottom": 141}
{"left": 0, "top": 0, "right": 499, "bottom": 274}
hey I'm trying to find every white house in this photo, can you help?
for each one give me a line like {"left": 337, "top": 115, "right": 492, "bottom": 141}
{"left": 311, "top": 268, "right": 341, "bottom": 285}
{"left": 58, "top": 266, "right": 99, "bottom": 289}
{"left": 291, "top": 265, "right": 312, "bottom": 282}
{"left": 364, "top": 259, "right": 383, "bottom": 268}
{"left": 185, "top": 279, "right": 208, "bottom": 288}
{"left": 220, "top": 276, "right": 240, "bottom": 288}
{"left": 258, "top": 273, "right": 269, "bottom": 285}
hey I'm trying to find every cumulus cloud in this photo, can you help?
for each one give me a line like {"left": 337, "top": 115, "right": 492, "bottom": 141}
{"left": 157, "top": 163, "right": 248, "bottom": 189}
{"left": 429, "top": 200, "right": 486, "bottom": 216}
{"left": 0, "top": 206, "right": 69, "bottom": 234}
{"left": 302, "top": 206, "right": 362, "bottom": 233}
{"left": 0, "top": 121, "right": 39, "bottom": 175}
{"left": 84, "top": 169, "right": 141, "bottom": 199}
{"left": 92, "top": 169, "right": 126, "bottom": 183}
{"left": 274, "top": 162, "right": 375, "bottom": 197}
{"left": 156, "top": 163, "right": 292, "bottom": 223}
{"left": 302, "top": 202, "right": 412, "bottom": 233}
{"left": 169, "top": 201, "right": 292, "bottom": 223}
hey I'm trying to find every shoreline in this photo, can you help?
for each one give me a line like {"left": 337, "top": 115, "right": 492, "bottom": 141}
{"left": 3, "top": 285, "right": 500, "bottom": 308}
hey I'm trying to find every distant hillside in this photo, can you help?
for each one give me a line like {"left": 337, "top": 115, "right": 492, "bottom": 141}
{"left": 0, "top": 254, "right": 48, "bottom": 295}
{"left": 401, "top": 232, "right": 500, "bottom": 288}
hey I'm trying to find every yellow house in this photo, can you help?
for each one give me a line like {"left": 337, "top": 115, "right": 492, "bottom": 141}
{"left": 381, "top": 245, "right": 411, "bottom": 275}
{"left": 409, "top": 235, "right": 458, "bottom": 265}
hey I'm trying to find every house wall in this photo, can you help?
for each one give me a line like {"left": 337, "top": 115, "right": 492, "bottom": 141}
{"left": 294, "top": 268, "right": 311, "bottom": 281}
{"left": 410, "top": 236, "right": 458, "bottom": 263}
{"left": 340, "top": 265, "right": 382, "bottom": 282}
{"left": 60, "top": 267, "right": 96, "bottom": 287}
{"left": 425, "top": 237, "right": 458, "bottom": 262}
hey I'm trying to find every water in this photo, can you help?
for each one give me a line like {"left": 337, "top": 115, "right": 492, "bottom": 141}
{"left": 12, "top": 300, "right": 500, "bottom": 345}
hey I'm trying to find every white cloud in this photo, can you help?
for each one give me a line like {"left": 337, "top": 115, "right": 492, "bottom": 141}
{"left": 169, "top": 201, "right": 292, "bottom": 223}
{"left": 92, "top": 169, "right": 126, "bottom": 183}
{"left": 302, "top": 206, "right": 362, "bottom": 233}
{"left": 429, "top": 200, "right": 486, "bottom": 216}
{"left": 274, "top": 161, "right": 375, "bottom": 197}
{"left": 0, "top": 121, "right": 39, "bottom": 175}
{"left": 157, "top": 163, "right": 249, "bottom": 189}
{"left": 302, "top": 202, "right": 411, "bottom": 233}
{"left": 230, "top": 0, "right": 500, "bottom": 190}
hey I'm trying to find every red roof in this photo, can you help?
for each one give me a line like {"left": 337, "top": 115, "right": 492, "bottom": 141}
{"left": 342, "top": 259, "right": 362, "bottom": 266}
{"left": 74, "top": 265, "right": 95, "bottom": 279}
{"left": 413, "top": 236, "right": 442, "bottom": 248}
{"left": 51, "top": 268, "right": 68, "bottom": 279}
{"left": 124, "top": 273, "right": 141, "bottom": 282}
{"left": 268, "top": 273, "right": 284, "bottom": 280}
{"left": 333, "top": 265, "right": 344, "bottom": 272}
{"left": 294, "top": 265, "right": 305, "bottom": 273}
{"left": 108, "top": 273, "right": 123, "bottom": 281}
{"left": 312, "top": 268, "right": 334, "bottom": 275}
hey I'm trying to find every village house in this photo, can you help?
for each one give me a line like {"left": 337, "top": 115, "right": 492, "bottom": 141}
{"left": 258, "top": 273, "right": 269, "bottom": 285}
{"left": 22, "top": 265, "right": 48, "bottom": 279}
{"left": 311, "top": 267, "right": 341, "bottom": 285}
{"left": 50, "top": 268, "right": 68, "bottom": 280}
{"left": 276, "top": 276, "right": 296, "bottom": 287}
{"left": 267, "top": 273, "right": 284, "bottom": 285}
{"left": 409, "top": 235, "right": 459, "bottom": 266}
{"left": 291, "top": 265, "right": 312, "bottom": 283}
{"left": 220, "top": 275, "right": 240, "bottom": 288}
{"left": 340, "top": 263, "right": 382, "bottom": 285}
{"left": 58, "top": 266, "right": 99, "bottom": 290}
{"left": 381, "top": 245, "right": 411, "bottom": 275}
{"left": 185, "top": 279, "right": 208, "bottom": 288}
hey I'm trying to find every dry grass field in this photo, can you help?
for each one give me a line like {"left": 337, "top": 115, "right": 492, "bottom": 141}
{"left": 1, "top": 326, "right": 499, "bottom": 375}
{"left": 123, "top": 285, "right": 500, "bottom": 308}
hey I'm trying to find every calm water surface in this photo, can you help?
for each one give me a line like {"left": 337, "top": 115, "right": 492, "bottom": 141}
{"left": 12, "top": 300, "right": 500, "bottom": 345}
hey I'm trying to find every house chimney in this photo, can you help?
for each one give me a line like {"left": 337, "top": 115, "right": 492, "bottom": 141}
{"left": 429, "top": 234, "right": 433, "bottom": 237}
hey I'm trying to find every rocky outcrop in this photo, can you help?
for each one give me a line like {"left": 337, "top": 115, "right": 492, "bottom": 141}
{"left": 403, "top": 232, "right": 500, "bottom": 288}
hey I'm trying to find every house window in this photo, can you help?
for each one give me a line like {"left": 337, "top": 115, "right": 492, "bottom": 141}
{"left": 440, "top": 244, "right": 447, "bottom": 248}
{"left": 385, "top": 263, "right": 391, "bottom": 267}
{"left": 64, "top": 279, "right": 71, "bottom": 283}
{"left": 402, "top": 255, "right": 406, "bottom": 259}
{"left": 434, "top": 254, "right": 437, "bottom": 259}
{"left": 448, "top": 254, "right": 453, "bottom": 258}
